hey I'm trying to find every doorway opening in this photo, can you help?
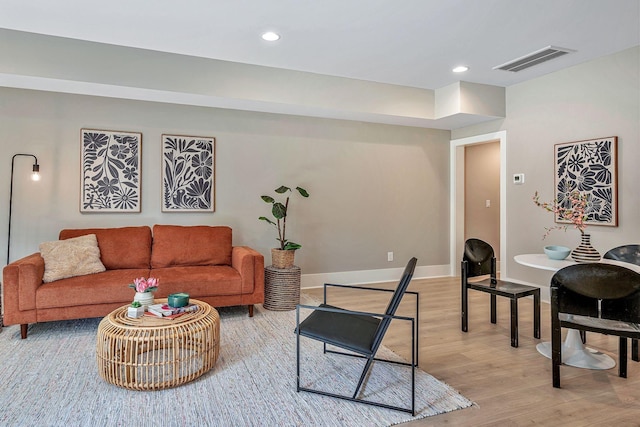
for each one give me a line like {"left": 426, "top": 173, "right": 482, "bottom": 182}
{"left": 449, "top": 131, "right": 507, "bottom": 277}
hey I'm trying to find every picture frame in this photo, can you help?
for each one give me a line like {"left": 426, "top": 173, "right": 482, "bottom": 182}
{"left": 162, "top": 134, "right": 215, "bottom": 212}
{"left": 81, "top": 129, "right": 142, "bottom": 213}
{"left": 554, "top": 136, "right": 617, "bottom": 227}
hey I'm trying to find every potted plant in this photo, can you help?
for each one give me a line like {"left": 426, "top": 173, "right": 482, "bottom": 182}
{"left": 128, "top": 276, "right": 159, "bottom": 308}
{"left": 259, "top": 185, "right": 309, "bottom": 268}
{"left": 127, "top": 301, "right": 145, "bottom": 318}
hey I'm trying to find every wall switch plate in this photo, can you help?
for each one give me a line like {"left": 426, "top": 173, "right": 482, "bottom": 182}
{"left": 513, "top": 173, "right": 525, "bottom": 184}
{"left": 387, "top": 251, "right": 394, "bottom": 262}
{"left": 485, "top": 199, "right": 491, "bottom": 208}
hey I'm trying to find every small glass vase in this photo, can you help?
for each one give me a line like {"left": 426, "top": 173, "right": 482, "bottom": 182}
{"left": 571, "top": 233, "right": 601, "bottom": 263}
{"left": 133, "top": 291, "right": 155, "bottom": 308}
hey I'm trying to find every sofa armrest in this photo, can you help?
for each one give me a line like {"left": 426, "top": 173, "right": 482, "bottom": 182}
{"left": 3, "top": 253, "right": 45, "bottom": 313}
{"left": 232, "top": 246, "right": 265, "bottom": 295}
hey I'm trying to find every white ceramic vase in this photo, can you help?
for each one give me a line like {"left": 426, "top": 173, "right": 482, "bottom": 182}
{"left": 133, "top": 291, "right": 154, "bottom": 308}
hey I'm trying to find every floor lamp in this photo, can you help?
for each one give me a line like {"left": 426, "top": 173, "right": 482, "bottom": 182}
{"left": 7, "top": 153, "right": 40, "bottom": 265}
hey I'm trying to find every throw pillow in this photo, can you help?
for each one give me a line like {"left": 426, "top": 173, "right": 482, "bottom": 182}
{"left": 40, "top": 234, "right": 106, "bottom": 283}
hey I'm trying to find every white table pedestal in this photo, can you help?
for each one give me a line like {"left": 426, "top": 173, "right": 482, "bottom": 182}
{"left": 536, "top": 329, "right": 615, "bottom": 370}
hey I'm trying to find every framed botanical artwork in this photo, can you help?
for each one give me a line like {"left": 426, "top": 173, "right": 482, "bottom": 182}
{"left": 554, "top": 136, "right": 617, "bottom": 226}
{"left": 162, "top": 134, "right": 215, "bottom": 212}
{"left": 81, "top": 129, "right": 142, "bottom": 213}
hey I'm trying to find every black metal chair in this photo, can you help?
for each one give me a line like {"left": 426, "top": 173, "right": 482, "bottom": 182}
{"left": 461, "top": 238, "right": 540, "bottom": 347}
{"left": 550, "top": 263, "right": 640, "bottom": 388}
{"left": 295, "top": 257, "right": 418, "bottom": 415}
{"left": 604, "top": 244, "right": 640, "bottom": 361}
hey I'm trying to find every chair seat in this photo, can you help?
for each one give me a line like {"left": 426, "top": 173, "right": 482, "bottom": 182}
{"left": 467, "top": 278, "right": 539, "bottom": 298}
{"left": 559, "top": 313, "right": 640, "bottom": 337}
{"left": 297, "top": 304, "right": 381, "bottom": 355}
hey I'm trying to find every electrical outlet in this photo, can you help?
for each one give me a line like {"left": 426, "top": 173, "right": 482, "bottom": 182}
{"left": 387, "top": 251, "right": 394, "bottom": 262}
{"left": 485, "top": 199, "right": 491, "bottom": 208}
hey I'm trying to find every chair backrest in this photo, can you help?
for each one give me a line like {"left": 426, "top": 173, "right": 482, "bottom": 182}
{"left": 370, "top": 257, "right": 417, "bottom": 352}
{"left": 551, "top": 263, "right": 640, "bottom": 323}
{"left": 462, "top": 238, "right": 494, "bottom": 278}
{"left": 603, "top": 244, "right": 640, "bottom": 266}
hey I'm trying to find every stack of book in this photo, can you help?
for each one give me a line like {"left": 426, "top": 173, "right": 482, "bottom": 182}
{"left": 146, "top": 303, "right": 198, "bottom": 319}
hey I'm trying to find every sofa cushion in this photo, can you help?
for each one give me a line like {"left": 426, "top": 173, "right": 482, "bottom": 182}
{"left": 59, "top": 226, "right": 152, "bottom": 269}
{"left": 151, "top": 225, "right": 232, "bottom": 268}
{"left": 39, "top": 234, "right": 106, "bottom": 283}
{"left": 151, "top": 266, "right": 242, "bottom": 297}
{"left": 36, "top": 268, "right": 151, "bottom": 308}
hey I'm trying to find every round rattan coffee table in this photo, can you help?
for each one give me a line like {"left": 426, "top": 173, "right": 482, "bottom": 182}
{"left": 96, "top": 299, "right": 220, "bottom": 390}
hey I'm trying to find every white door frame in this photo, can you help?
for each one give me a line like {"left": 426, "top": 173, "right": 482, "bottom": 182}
{"left": 449, "top": 130, "right": 507, "bottom": 276}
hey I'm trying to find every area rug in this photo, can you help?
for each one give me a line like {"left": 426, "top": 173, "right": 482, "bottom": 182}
{"left": 0, "top": 298, "right": 472, "bottom": 426}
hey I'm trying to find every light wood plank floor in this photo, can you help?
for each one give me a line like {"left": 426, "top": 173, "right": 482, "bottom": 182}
{"left": 303, "top": 276, "right": 640, "bottom": 426}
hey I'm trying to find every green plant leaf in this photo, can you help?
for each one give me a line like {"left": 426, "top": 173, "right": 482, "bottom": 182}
{"left": 259, "top": 216, "right": 276, "bottom": 225}
{"left": 261, "top": 195, "right": 275, "bottom": 204}
{"left": 296, "top": 187, "right": 309, "bottom": 197}
{"left": 275, "top": 186, "right": 290, "bottom": 194}
{"left": 272, "top": 202, "right": 286, "bottom": 219}
{"left": 284, "top": 242, "right": 301, "bottom": 250}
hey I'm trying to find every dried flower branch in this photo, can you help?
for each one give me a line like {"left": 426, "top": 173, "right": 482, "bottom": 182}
{"left": 533, "top": 190, "right": 588, "bottom": 239}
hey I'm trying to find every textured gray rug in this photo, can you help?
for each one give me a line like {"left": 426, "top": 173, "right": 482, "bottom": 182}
{"left": 0, "top": 299, "right": 472, "bottom": 426}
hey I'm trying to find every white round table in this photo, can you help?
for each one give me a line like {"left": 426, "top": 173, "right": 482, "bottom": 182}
{"left": 513, "top": 254, "right": 574, "bottom": 272}
{"left": 513, "top": 254, "right": 640, "bottom": 370}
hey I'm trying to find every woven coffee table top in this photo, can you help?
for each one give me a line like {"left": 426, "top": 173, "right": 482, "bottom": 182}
{"left": 107, "top": 298, "right": 212, "bottom": 328}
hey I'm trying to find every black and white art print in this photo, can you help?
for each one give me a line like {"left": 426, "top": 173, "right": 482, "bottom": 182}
{"left": 554, "top": 136, "right": 618, "bottom": 227}
{"left": 81, "top": 129, "right": 142, "bottom": 213}
{"left": 162, "top": 134, "right": 215, "bottom": 212}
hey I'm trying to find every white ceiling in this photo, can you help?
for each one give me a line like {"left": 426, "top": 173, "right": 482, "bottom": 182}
{"left": 1, "top": 0, "right": 638, "bottom": 91}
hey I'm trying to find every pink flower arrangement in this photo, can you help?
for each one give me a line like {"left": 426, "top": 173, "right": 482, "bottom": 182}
{"left": 533, "top": 190, "right": 588, "bottom": 239}
{"left": 129, "top": 277, "right": 159, "bottom": 293}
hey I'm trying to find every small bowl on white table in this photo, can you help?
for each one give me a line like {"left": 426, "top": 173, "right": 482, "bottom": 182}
{"left": 544, "top": 245, "right": 571, "bottom": 260}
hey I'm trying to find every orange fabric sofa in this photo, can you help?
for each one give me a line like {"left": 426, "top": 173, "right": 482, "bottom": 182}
{"left": 2, "top": 224, "right": 264, "bottom": 338}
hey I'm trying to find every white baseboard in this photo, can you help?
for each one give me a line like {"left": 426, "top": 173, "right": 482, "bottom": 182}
{"left": 301, "top": 264, "right": 451, "bottom": 289}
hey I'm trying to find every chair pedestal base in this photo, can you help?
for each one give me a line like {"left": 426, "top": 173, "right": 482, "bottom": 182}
{"left": 537, "top": 330, "right": 615, "bottom": 370}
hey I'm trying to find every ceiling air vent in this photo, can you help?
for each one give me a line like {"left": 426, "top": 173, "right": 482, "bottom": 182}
{"left": 493, "top": 46, "right": 575, "bottom": 72}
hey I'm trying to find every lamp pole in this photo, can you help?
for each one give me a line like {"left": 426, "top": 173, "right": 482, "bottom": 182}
{"left": 7, "top": 154, "right": 40, "bottom": 265}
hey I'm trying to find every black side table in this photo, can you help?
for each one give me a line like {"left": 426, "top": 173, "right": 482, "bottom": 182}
{"left": 263, "top": 265, "right": 301, "bottom": 311}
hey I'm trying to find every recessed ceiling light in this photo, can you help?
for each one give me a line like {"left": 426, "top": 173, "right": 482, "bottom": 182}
{"left": 452, "top": 66, "right": 469, "bottom": 73}
{"left": 261, "top": 32, "right": 280, "bottom": 42}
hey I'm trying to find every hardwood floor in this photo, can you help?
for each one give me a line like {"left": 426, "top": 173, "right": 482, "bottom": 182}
{"left": 303, "top": 276, "right": 640, "bottom": 426}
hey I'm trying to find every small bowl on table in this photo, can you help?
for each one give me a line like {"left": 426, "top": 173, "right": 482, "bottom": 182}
{"left": 544, "top": 245, "right": 571, "bottom": 260}
{"left": 168, "top": 293, "right": 190, "bottom": 308}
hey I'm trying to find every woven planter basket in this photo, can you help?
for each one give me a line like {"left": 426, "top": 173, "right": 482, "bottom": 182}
{"left": 271, "top": 248, "right": 295, "bottom": 269}
{"left": 264, "top": 265, "right": 301, "bottom": 311}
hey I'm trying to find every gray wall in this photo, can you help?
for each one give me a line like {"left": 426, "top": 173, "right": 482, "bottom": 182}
{"left": 0, "top": 88, "right": 451, "bottom": 276}
{"left": 453, "top": 46, "right": 640, "bottom": 294}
